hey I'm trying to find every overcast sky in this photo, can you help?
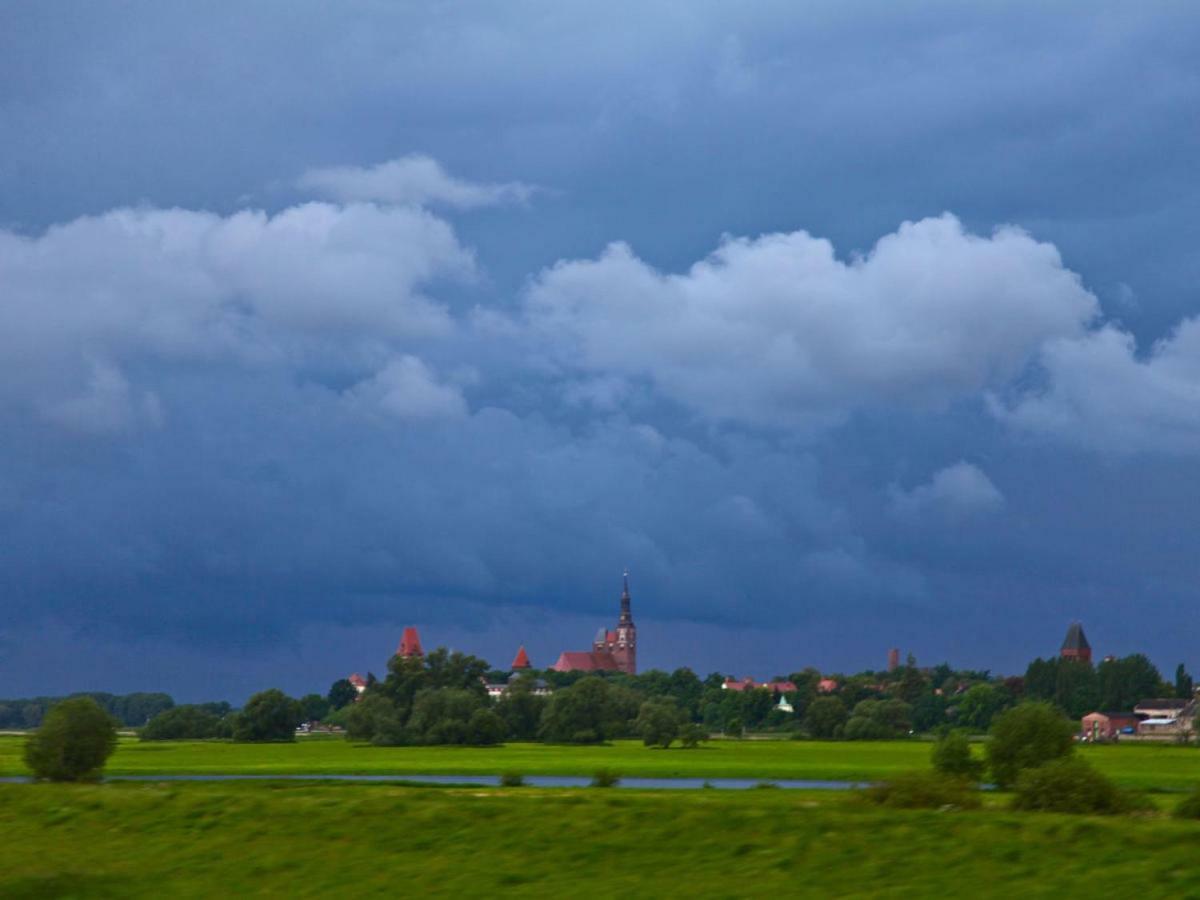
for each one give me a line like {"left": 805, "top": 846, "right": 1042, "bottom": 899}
{"left": 3, "top": 2, "right": 1199, "bottom": 701}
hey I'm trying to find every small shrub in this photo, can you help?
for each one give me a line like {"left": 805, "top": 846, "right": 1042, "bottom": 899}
{"left": 499, "top": 772, "right": 525, "bottom": 788}
{"left": 864, "top": 771, "right": 981, "bottom": 810}
{"left": 931, "top": 730, "right": 984, "bottom": 781}
{"left": 1173, "top": 787, "right": 1200, "bottom": 819}
{"left": 24, "top": 697, "right": 118, "bottom": 782}
{"left": 1011, "top": 758, "right": 1132, "bottom": 815}
{"left": 591, "top": 768, "right": 620, "bottom": 788}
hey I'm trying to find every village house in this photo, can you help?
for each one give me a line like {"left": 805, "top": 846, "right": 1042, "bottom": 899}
{"left": 1080, "top": 711, "right": 1140, "bottom": 740}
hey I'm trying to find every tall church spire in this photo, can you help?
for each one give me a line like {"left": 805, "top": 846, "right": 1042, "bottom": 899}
{"left": 619, "top": 569, "right": 633, "bottom": 625}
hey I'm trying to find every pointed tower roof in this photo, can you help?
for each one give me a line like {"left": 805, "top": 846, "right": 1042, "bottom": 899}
{"left": 512, "top": 646, "right": 531, "bottom": 669}
{"left": 1061, "top": 622, "right": 1090, "bottom": 652}
{"left": 397, "top": 626, "right": 424, "bottom": 658}
{"left": 618, "top": 569, "right": 633, "bottom": 625}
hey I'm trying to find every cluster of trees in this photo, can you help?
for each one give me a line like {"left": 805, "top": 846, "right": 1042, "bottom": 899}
{"left": 344, "top": 649, "right": 506, "bottom": 746}
{"left": 141, "top": 692, "right": 309, "bottom": 743}
{"left": 0, "top": 692, "right": 174, "bottom": 729}
{"left": 79, "top": 644, "right": 1195, "bottom": 748}
{"left": 140, "top": 702, "right": 233, "bottom": 740}
{"left": 1023, "top": 654, "right": 1178, "bottom": 719}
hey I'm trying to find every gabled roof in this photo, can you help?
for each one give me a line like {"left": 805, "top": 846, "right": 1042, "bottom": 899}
{"left": 1061, "top": 622, "right": 1090, "bottom": 652}
{"left": 1134, "top": 698, "right": 1189, "bottom": 711}
{"left": 551, "top": 650, "right": 619, "bottom": 672}
{"left": 348, "top": 673, "right": 366, "bottom": 687}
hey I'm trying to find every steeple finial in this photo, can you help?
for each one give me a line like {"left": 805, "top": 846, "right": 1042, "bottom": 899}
{"left": 619, "top": 569, "right": 632, "bottom": 624}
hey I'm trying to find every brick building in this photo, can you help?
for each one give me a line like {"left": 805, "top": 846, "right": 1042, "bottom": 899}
{"left": 551, "top": 573, "right": 637, "bottom": 675}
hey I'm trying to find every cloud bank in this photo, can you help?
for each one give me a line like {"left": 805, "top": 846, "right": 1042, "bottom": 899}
{"left": 526, "top": 214, "right": 1098, "bottom": 427}
{"left": 993, "top": 320, "right": 1200, "bottom": 455}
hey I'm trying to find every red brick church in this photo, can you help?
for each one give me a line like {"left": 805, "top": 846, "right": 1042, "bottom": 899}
{"left": 551, "top": 573, "right": 638, "bottom": 675}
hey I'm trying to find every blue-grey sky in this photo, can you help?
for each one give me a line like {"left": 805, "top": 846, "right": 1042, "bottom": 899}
{"left": 2, "top": 2, "right": 1199, "bottom": 701}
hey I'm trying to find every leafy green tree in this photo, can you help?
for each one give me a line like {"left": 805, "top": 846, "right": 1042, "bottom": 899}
{"left": 723, "top": 716, "right": 744, "bottom": 738}
{"left": 1177, "top": 664, "right": 1194, "bottom": 700}
{"left": 110, "top": 692, "right": 175, "bottom": 727}
{"left": 232, "top": 689, "right": 303, "bottom": 742}
{"left": 375, "top": 648, "right": 490, "bottom": 725}
{"left": 299, "top": 694, "right": 331, "bottom": 723}
{"left": 327, "top": 679, "right": 358, "bottom": 710}
{"left": 495, "top": 678, "right": 548, "bottom": 741}
{"left": 985, "top": 701, "right": 1075, "bottom": 788}
{"left": 1097, "top": 654, "right": 1164, "bottom": 711}
{"left": 954, "top": 683, "right": 1008, "bottom": 731}
{"left": 407, "top": 688, "right": 486, "bottom": 745}
{"left": 804, "top": 696, "right": 848, "bottom": 739}
{"left": 345, "top": 692, "right": 399, "bottom": 742}
{"left": 24, "top": 697, "right": 118, "bottom": 781}
{"left": 667, "top": 668, "right": 704, "bottom": 720}
{"left": 1023, "top": 657, "right": 1059, "bottom": 702}
{"left": 679, "top": 723, "right": 708, "bottom": 749}
{"left": 538, "top": 677, "right": 620, "bottom": 743}
{"left": 466, "top": 708, "right": 507, "bottom": 745}
{"left": 141, "top": 705, "right": 227, "bottom": 741}
{"left": 896, "top": 654, "right": 927, "bottom": 704}
{"left": 843, "top": 699, "right": 912, "bottom": 740}
{"left": 1024, "top": 657, "right": 1099, "bottom": 718}
{"left": 635, "top": 698, "right": 684, "bottom": 748}
{"left": 911, "top": 692, "right": 948, "bottom": 733}
{"left": 931, "top": 730, "right": 984, "bottom": 780}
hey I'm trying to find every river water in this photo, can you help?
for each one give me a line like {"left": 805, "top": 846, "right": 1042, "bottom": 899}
{"left": 1, "top": 773, "right": 862, "bottom": 790}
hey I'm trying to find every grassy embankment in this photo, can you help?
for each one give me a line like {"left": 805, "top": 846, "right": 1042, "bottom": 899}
{"left": 1, "top": 734, "right": 1197, "bottom": 790}
{"left": 2, "top": 781, "right": 1200, "bottom": 897}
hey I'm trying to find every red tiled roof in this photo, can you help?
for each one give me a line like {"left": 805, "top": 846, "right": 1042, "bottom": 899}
{"left": 348, "top": 673, "right": 366, "bottom": 687}
{"left": 512, "top": 646, "right": 532, "bottom": 669}
{"left": 817, "top": 678, "right": 838, "bottom": 693}
{"left": 723, "top": 677, "right": 756, "bottom": 692}
{"left": 723, "top": 677, "right": 798, "bottom": 693}
{"left": 551, "top": 650, "right": 620, "bottom": 672}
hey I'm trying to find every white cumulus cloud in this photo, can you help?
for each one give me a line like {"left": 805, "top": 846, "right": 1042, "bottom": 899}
{"left": 888, "top": 461, "right": 1005, "bottom": 520}
{"left": 991, "top": 319, "right": 1200, "bottom": 455}
{"left": 0, "top": 199, "right": 474, "bottom": 430}
{"left": 345, "top": 355, "right": 468, "bottom": 419}
{"left": 525, "top": 214, "right": 1098, "bottom": 427}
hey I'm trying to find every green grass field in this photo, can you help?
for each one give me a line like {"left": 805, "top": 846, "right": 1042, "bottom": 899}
{"left": 1, "top": 781, "right": 1199, "bottom": 897}
{"left": 1, "top": 734, "right": 1198, "bottom": 790}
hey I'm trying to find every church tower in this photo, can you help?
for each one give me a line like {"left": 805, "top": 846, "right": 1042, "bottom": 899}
{"left": 613, "top": 571, "right": 637, "bottom": 675}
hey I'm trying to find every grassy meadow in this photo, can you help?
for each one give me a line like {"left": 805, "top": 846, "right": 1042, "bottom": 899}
{"left": 2, "top": 781, "right": 1200, "bottom": 897}
{"left": 1, "top": 734, "right": 1198, "bottom": 790}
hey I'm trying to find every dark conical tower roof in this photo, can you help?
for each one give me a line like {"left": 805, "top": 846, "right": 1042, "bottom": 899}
{"left": 1061, "top": 622, "right": 1090, "bottom": 652}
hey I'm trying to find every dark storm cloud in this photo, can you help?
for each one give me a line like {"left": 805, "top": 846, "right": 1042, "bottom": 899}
{"left": 2, "top": 2, "right": 1199, "bottom": 696}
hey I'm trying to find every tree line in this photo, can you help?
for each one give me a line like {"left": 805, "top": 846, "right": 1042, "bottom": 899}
{"left": 19, "top": 645, "right": 1189, "bottom": 746}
